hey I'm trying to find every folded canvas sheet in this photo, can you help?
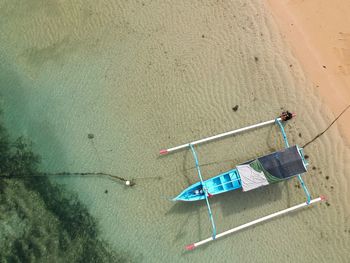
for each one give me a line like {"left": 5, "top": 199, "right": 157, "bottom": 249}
{"left": 236, "top": 164, "right": 270, "bottom": 192}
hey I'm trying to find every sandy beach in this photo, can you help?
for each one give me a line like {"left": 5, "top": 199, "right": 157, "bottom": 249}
{"left": 1, "top": 0, "right": 350, "bottom": 262}
{"left": 266, "top": 0, "right": 350, "bottom": 145}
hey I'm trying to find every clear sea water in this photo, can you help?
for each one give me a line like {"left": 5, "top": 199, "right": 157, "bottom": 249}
{"left": 1, "top": 1, "right": 349, "bottom": 262}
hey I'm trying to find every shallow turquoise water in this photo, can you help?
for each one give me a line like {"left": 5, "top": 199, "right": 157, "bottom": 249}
{"left": 1, "top": 0, "right": 349, "bottom": 262}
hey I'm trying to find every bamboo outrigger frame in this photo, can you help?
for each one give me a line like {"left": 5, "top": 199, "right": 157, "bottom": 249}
{"left": 160, "top": 112, "right": 324, "bottom": 250}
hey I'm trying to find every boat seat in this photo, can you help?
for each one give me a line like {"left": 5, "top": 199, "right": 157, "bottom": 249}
{"left": 223, "top": 174, "right": 234, "bottom": 190}
{"left": 213, "top": 178, "right": 224, "bottom": 191}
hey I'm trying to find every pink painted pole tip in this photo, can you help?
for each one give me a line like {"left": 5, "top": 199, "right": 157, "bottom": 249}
{"left": 159, "top": 149, "right": 168, "bottom": 155}
{"left": 320, "top": 195, "right": 327, "bottom": 201}
{"left": 185, "top": 244, "right": 196, "bottom": 251}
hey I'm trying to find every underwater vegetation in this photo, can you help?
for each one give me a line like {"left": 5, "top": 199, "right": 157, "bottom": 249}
{"left": 0, "top": 110, "right": 132, "bottom": 262}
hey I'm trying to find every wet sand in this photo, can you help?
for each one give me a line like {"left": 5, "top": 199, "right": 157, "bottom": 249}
{"left": 266, "top": 0, "right": 350, "bottom": 145}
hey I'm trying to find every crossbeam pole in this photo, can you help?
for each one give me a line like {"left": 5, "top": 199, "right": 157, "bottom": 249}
{"left": 159, "top": 117, "right": 282, "bottom": 155}
{"left": 185, "top": 196, "right": 325, "bottom": 251}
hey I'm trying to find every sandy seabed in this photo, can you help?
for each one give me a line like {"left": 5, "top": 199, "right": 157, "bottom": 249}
{"left": 0, "top": 0, "right": 349, "bottom": 262}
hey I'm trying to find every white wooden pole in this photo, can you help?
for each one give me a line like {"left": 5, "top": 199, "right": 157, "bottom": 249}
{"left": 185, "top": 196, "right": 325, "bottom": 250}
{"left": 160, "top": 117, "right": 282, "bottom": 155}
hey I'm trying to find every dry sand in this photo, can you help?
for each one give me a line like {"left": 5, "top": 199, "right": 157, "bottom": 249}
{"left": 266, "top": 0, "right": 350, "bottom": 145}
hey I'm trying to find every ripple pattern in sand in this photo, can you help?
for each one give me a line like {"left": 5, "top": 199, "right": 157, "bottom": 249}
{"left": 1, "top": 0, "right": 350, "bottom": 262}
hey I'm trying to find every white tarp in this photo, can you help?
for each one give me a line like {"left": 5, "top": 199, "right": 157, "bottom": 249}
{"left": 236, "top": 164, "right": 269, "bottom": 192}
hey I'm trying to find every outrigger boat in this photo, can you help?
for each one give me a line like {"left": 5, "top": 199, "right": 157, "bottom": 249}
{"left": 159, "top": 111, "right": 324, "bottom": 250}
{"left": 173, "top": 145, "right": 307, "bottom": 202}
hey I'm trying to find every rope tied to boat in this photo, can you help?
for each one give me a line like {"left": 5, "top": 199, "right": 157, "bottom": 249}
{"left": 302, "top": 104, "right": 350, "bottom": 148}
{"left": 0, "top": 171, "right": 136, "bottom": 186}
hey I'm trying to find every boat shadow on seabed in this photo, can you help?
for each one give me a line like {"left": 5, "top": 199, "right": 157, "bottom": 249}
{"left": 166, "top": 180, "right": 285, "bottom": 217}
{"left": 165, "top": 180, "right": 290, "bottom": 246}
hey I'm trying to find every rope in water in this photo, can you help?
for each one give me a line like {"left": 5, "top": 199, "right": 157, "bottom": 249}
{"left": 0, "top": 171, "right": 136, "bottom": 186}
{"left": 303, "top": 104, "right": 350, "bottom": 148}
{"left": 4, "top": 107, "right": 347, "bottom": 187}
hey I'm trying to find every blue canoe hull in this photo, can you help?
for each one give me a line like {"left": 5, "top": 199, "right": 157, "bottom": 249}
{"left": 173, "top": 169, "right": 242, "bottom": 201}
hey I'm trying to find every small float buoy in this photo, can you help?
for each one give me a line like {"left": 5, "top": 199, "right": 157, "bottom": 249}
{"left": 125, "top": 180, "right": 131, "bottom": 186}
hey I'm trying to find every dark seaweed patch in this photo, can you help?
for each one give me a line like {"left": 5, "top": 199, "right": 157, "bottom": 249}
{"left": 0, "top": 111, "right": 132, "bottom": 262}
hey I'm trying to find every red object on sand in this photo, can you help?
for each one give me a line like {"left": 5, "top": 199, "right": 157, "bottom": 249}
{"left": 159, "top": 149, "right": 168, "bottom": 155}
{"left": 185, "top": 244, "right": 195, "bottom": 251}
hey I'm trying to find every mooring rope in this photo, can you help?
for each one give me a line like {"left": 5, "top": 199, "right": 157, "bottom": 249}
{"left": 302, "top": 104, "right": 350, "bottom": 148}
{"left": 0, "top": 171, "right": 135, "bottom": 185}
{"left": 3, "top": 107, "right": 348, "bottom": 187}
